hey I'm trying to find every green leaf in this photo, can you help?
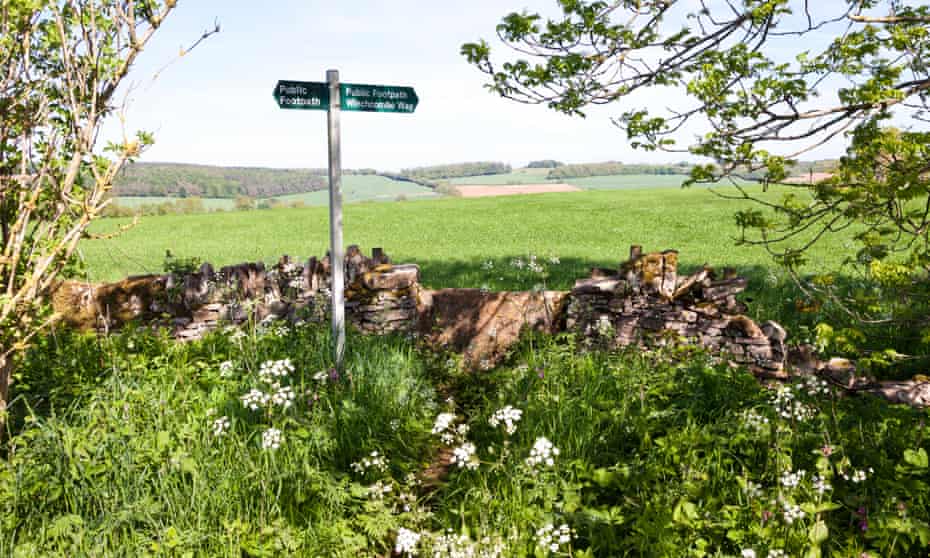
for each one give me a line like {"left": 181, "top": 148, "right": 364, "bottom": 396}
{"left": 156, "top": 430, "right": 171, "bottom": 452}
{"left": 904, "top": 448, "right": 928, "bottom": 469}
{"left": 808, "top": 520, "right": 828, "bottom": 544}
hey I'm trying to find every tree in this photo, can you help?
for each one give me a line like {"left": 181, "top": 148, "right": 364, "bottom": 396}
{"left": 0, "top": 1, "right": 216, "bottom": 424}
{"left": 463, "top": 1, "right": 930, "bottom": 346}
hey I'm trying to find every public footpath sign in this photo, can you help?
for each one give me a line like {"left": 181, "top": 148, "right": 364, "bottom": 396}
{"left": 272, "top": 71, "right": 418, "bottom": 371}
{"left": 273, "top": 80, "right": 329, "bottom": 110}
{"left": 340, "top": 83, "right": 418, "bottom": 113}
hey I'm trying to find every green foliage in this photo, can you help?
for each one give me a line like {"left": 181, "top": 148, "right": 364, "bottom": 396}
{"left": 464, "top": 0, "right": 930, "bottom": 357}
{"left": 3, "top": 325, "right": 928, "bottom": 556}
{"left": 111, "top": 162, "right": 378, "bottom": 199}
{"left": 399, "top": 161, "right": 512, "bottom": 181}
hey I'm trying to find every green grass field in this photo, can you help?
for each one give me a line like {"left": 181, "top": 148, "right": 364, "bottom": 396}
{"left": 448, "top": 170, "right": 695, "bottom": 191}
{"left": 85, "top": 185, "right": 850, "bottom": 284}
{"left": 273, "top": 175, "right": 437, "bottom": 205}
{"left": 565, "top": 174, "right": 690, "bottom": 189}
{"left": 448, "top": 168, "right": 551, "bottom": 185}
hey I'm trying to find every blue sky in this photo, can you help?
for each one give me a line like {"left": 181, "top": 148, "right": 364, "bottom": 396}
{"left": 105, "top": 1, "right": 849, "bottom": 171}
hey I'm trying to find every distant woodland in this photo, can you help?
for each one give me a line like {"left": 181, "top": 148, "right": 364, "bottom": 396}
{"left": 547, "top": 161, "right": 693, "bottom": 179}
{"left": 398, "top": 162, "right": 512, "bottom": 180}
{"left": 111, "top": 160, "right": 837, "bottom": 201}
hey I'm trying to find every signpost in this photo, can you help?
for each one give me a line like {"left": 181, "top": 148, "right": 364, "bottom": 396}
{"left": 273, "top": 71, "right": 417, "bottom": 371}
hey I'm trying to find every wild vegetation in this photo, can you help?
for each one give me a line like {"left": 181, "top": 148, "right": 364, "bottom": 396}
{"left": 2, "top": 264, "right": 928, "bottom": 556}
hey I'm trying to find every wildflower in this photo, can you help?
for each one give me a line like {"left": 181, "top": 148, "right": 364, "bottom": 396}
{"left": 812, "top": 474, "right": 832, "bottom": 495}
{"left": 799, "top": 375, "right": 831, "bottom": 396}
{"left": 767, "top": 550, "right": 787, "bottom": 558}
{"left": 451, "top": 442, "right": 479, "bottom": 470}
{"left": 369, "top": 480, "right": 393, "bottom": 500}
{"left": 743, "top": 480, "right": 762, "bottom": 500}
{"left": 219, "top": 360, "right": 235, "bottom": 378}
{"left": 780, "top": 469, "right": 806, "bottom": 489}
{"left": 211, "top": 416, "right": 231, "bottom": 437}
{"left": 312, "top": 370, "right": 328, "bottom": 382}
{"left": 488, "top": 405, "right": 523, "bottom": 436}
{"left": 741, "top": 550, "right": 757, "bottom": 558}
{"left": 261, "top": 427, "right": 283, "bottom": 450}
{"left": 258, "top": 359, "right": 294, "bottom": 384}
{"left": 398, "top": 491, "right": 415, "bottom": 512}
{"left": 481, "top": 260, "right": 494, "bottom": 270}
{"left": 771, "top": 385, "right": 815, "bottom": 421}
{"left": 548, "top": 255, "right": 560, "bottom": 265}
{"left": 350, "top": 450, "right": 389, "bottom": 475}
{"left": 241, "top": 388, "right": 270, "bottom": 411}
{"left": 821, "top": 444, "right": 834, "bottom": 457}
{"left": 526, "top": 437, "right": 560, "bottom": 469}
{"left": 535, "top": 523, "right": 574, "bottom": 554}
{"left": 510, "top": 258, "right": 525, "bottom": 270}
{"left": 271, "top": 385, "right": 296, "bottom": 409}
{"left": 742, "top": 409, "right": 770, "bottom": 431}
{"left": 782, "top": 502, "right": 805, "bottom": 524}
{"left": 432, "top": 413, "right": 456, "bottom": 435}
{"left": 394, "top": 527, "right": 420, "bottom": 556}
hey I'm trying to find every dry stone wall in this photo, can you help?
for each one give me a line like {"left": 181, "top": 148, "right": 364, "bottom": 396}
{"left": 565, "top": 246, "right": 788, "bottom": 378}
{"left": 54, "top": 246, "right": 420, "bottom": 340}
{"left": 51, "top": 244, "right": 930, "bottom": 408}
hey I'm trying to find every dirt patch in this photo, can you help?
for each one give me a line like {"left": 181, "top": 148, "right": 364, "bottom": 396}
{"left": 454, "top": 183, "right": 581, "bottom": 197}
{"left": 784, "top": 172, "right": 834, "bottom": 184}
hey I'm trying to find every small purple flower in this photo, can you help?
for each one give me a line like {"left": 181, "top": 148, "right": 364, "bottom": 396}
{"left": 329, "top": 367, "right": 340, "bottom": 382}
{"left": 859, "top": 519, "right": 869, "bottom": 532}
{"left": 536, "top": 366, "right": 545, "bottom": 379}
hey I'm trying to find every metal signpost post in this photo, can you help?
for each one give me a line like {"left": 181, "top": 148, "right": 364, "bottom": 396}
{"left": 273, "top": 72, "right": 418, "bottom": 371}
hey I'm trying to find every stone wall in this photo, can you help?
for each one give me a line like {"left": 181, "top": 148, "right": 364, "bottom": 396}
{"left": 50, "top": 244, "right": 930, "bottom": 407}
{"left": 565, "top": 245, "right": 787, "bottom": 378}
{"left": 54, "top": 246, "right": 420, "bottom": 341}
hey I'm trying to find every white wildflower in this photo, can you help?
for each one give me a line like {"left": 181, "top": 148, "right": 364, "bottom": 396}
{"left": 772, "top": 385, "right": 815, "bottom": 421}
{"left": 535, "top": 523, "right": 574, "bottom": 554}
{"left": 241, "top": 388, "right": 270, "bottom": 411}
{"left": 526, "top": 437, "right": 560, "bottom": 469}
{"left": 369, "top": 479, "right": 393, "bottom": 500}
{"left": 219, "top": 360, "right": 235, "bottom": 378}
{"left": 259, "top": 358, "right": 294, "bottom": 384}
{"left": 394, "top": 527, "right": 420, "bottom": 556}
{"left": 782, "top": 502, "right": 805, "bottom": 524}
{"left": 432, "top": 412, "right": 457, "bottom": 435}
{"left": 812, "top": 474, "right": 832, "bottom": 494}
{"left": 481, "top": 260, "right": 494, "bottom": 270}
{"left": 743, "top": 480, "right": 762, "bottom": 500}
{"left": 767, "top": 550, "right": 787, "bottom": 558}
{"left": 350, "top": 450, "right": 389, "bottom": 475}
{"left": 741, "top": 550, "right": 757, "bottom": 558}
{"left": 488, "top": 405, "right": 523, "bottom": 436}
{"left": 548, "top": 255, "right": 560, "bottom": 265}
{"left": 780, "top": 469, "right": 806, "bottom": 489}
{"left": 451, "top": 442, "right": 479, "bottom": 470}
{"left": 211, "top": 416, "right": 231, "bottom": 437}
{"left": 270, "top": 385, "right": 296, "bottom": 409}
{"left": 261, "top": 427, "right": 283, "bottom": 450}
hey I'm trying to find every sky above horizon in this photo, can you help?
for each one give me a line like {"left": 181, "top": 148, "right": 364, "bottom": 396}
{"left": 104, "top": 1, "right": 852, "bottom": 171}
